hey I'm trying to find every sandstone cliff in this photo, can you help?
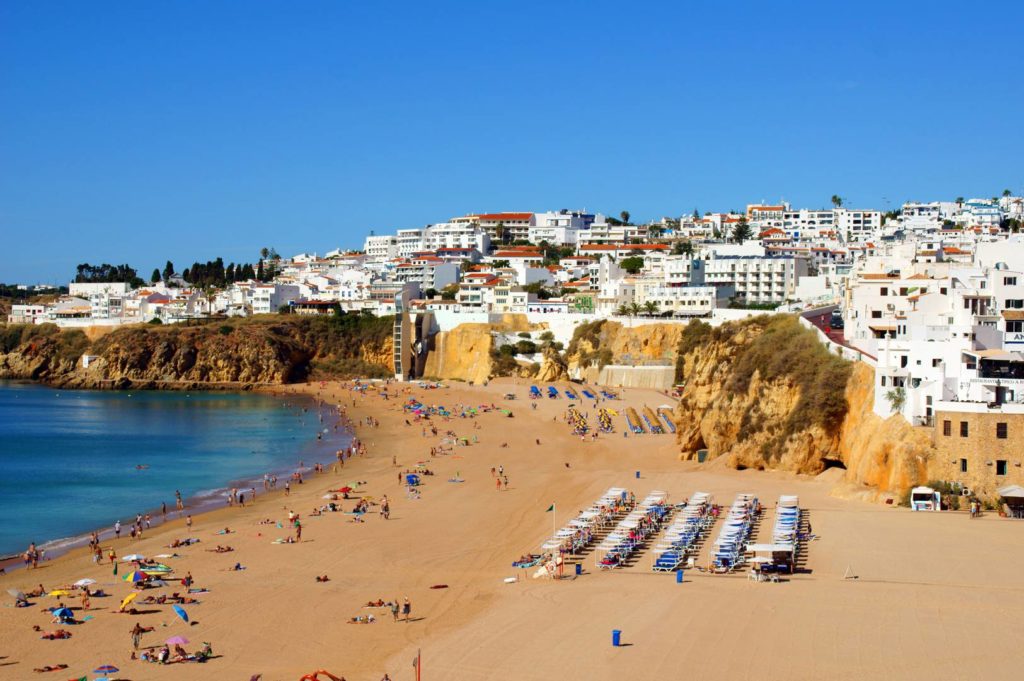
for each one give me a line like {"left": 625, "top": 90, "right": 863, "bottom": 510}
{"left": 671, "top": 315, "right": 932, "bottom": 498}
{"left": 566, "top": 320, "right": 683, "bottom": 377}
{"left": 422, "top": 323, "right": 495, "bottom": 384}
{"left": 0, "top": 315, "right": 394, "bottom": 389}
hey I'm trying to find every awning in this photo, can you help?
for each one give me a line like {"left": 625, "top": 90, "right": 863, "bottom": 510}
{"left": 998, "top": 485, "right": 1024, "bottom": 499}
{"left": 746, "top": 543, "right": 795, "bottom": 553}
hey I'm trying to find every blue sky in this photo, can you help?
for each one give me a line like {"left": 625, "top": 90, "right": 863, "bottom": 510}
{"left": 2, "top": 1, "right": 1022, "bottom": 283}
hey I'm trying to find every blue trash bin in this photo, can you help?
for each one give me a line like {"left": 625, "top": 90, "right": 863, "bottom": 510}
{"left": 676, "top": 569, "right": 684, "bottom": 584}
{"left": 612, "top": 629, "right": 622, "bottom": 647}
{"left": 635, "top": 470, "right": 640, "bottom": 479}
{"left": 575, "top": 563, "right": 582, "bottom": 576}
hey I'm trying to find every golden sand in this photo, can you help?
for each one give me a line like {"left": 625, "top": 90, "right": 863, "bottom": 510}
{"left": 1, "top": 377, "right": 1022, "bottom": 680}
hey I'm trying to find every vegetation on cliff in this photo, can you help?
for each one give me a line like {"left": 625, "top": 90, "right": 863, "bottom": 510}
{"left": 0, "top": 312, "right": 394, "bottom": 388}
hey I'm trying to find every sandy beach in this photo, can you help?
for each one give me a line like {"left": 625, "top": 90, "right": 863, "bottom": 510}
{"left": 2, "top": 378, "right": 1023, "bottom": 681}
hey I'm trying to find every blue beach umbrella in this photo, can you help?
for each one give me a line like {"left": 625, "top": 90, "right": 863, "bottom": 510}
{"left": 173, "top": 604, "right": 189, "bottom": 623}
{"left": 52, "top": 607, "right": 73, "bottom": 619}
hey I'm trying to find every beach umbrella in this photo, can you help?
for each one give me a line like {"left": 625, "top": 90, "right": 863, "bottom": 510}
{"left": 122, "top": 554, "right": 146, "bottom": 561}
{"left": 93, "top": 665, "right": 119, "bottom": 674}
{"left": 52, "top": 607, "right": 73, "bottom": 619}
{"left": 74, "top": 578, "right": 96, "bottom": 587}
{"left": 48, "top": 589, "right": 71, "bottom": 597}
{"left": 123, "top": 570, "right": 148, "bottom": 583}
{"left": 337, "top": 486, "right": 352, "bottom": 494}
{"left": 119, "top": 592, "right": 138, "bottom": 610}
{"left": 165, "top": 635, "right": 189, "bottom": 645}
{"left": 7, "top": 588, "right": 27, "bottom": 601}
{"left": 173, "top": 604, "right": 189, "bottom": 623}
{"left": 149, "top": 579, "right": 168, "bottom": 587}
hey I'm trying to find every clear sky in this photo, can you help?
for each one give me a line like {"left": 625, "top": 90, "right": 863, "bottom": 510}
{"left": 2, "top": 1, "right": 1022, "bottom": 284}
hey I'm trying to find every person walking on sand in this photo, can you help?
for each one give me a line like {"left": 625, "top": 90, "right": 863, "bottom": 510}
{"left": 114, "top": 520, "right": 121, "bottom": 539}
{"left": 285, "top": 481, "right": 291, "bottom": 496}
{"left": 402, "top": 596, "right": 411, "bottom": 622}
{"left": 496, "top": 477, "right": 501, "bottom": 492}
{"left": 131, "top": 622, "right": 144, "bottom": 650}
{"left": 390, "top": 600, "right": 399, "bottom": 622}
{"left": 186, "top": 515, "right": 193, "bottom": 532}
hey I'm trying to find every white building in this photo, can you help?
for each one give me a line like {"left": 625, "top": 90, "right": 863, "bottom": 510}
{"left": 252, "top": 284, "right": 301, "bottom": 315}
{"left": 363, "top": 235, "right": 398, "bottom": 261}
{"left": 703, "top": 254, "right": 806, "bottom": 303}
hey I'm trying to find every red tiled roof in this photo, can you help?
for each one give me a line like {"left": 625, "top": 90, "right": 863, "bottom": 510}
{"left": 477, "top": 213, "right": 533, "bottom": 221}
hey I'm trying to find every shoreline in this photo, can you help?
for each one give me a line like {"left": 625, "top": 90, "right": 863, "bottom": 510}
{"left": 0, "top": 384, "right": 353, "bottom": 573}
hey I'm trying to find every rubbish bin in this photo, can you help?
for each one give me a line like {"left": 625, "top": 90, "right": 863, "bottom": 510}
{"left": 676, "top": 569, "right": 684, "bottom": 584}
{"left": 612, "top": 629, "right": 622, "bottom": 647}
{"left": 575, "top": 563, "right": 582, "bottom": 576}
{"left": 635, "top": 470, "right": 640, "bottom": 479}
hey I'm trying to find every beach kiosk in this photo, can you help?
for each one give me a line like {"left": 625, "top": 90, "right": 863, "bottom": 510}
{"left": 997, "top": 485, "right": 1024, "bottom": 519}
{"left": 910, "top": 486, "right": 941, "bottom": 511}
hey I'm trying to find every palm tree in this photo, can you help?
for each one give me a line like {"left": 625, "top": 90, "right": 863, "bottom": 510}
{"left": 620, "top": 211, "right": 631, "bottom": 225}
{"left": 1003, "top": 189, "right": 1013, "bottom": 198}
{"left": 628, "top": 302, "right": 642, "bottom": 317}
{"left": 643, "top": 301, "right": 659, "bottom": 317}
{"left": 615, "top": 303, "right": 631, "bottom": 317}
{"left": 956, "top": 196, "right": 964, "bottom": 204}
{"left": 830, "top": 195, "right": 843, "bottom": 209}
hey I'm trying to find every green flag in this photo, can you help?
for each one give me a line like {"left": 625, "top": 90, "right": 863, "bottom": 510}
{"left": 545, "top": 503, "right": 555, "bottom": 512}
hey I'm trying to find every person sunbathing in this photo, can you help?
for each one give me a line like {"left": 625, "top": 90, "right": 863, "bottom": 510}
{"left": 173, "top": 644, "right": 189, "bottom": 661}
{"left": 365, "top": 598, "right": 385, "bottom": 607}
{"left": 206, "top": 545, "right": 233, "bottom": 553}
{"left": 348, "top": 614, "right": 376, "bottom": 623}
{"left": 315, "top": 575, "right": 330, "bottom": 582}
{"left": 27, "top": 584, "right": 46, "bottom": 598}
{"left": 39, "top": 629, "right": 72, "bottom": 640}
{"left": 33, "top": 664, "right": 69, "bottom": 673}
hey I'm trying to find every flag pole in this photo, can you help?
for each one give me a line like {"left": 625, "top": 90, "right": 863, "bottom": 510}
{"left": 417, "top": 648, "right": 422, "bottom": 681}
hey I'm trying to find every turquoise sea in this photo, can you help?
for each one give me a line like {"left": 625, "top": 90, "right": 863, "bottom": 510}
{"left": 0, "top": 381, "right": 348, "bottom": 558}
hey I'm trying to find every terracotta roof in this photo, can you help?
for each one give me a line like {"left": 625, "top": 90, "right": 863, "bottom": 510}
{"left": 905, "top": 273, "right": 931, "bottom": 280}
{"left": 477, "top": 213, "right": 533, "bottom": 221}
{"left": 860, "top": 273, "right": 897, "bottom": 280}
{"left": 1002, "top": 310, "right": 1024, "bottom": 321}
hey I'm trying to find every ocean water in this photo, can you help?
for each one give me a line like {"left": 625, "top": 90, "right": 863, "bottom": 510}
{"left": 0, "top": 381, "right": 348, "bottom": 557}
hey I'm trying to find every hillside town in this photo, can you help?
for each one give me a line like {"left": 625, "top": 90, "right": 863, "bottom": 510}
{"left": 9, "top": 194, "right": 1024, "bottom": 456}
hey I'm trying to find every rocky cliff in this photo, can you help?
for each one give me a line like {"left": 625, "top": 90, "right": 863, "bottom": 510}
{"left": 671, "top": 315, "right": 932, "bottom": 498}
{"left": 0, "top": 315, "right": 394, "bottom": 389}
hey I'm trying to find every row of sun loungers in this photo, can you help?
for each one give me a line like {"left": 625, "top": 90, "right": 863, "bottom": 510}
{"left": 529, "top": 386, "right": 542, "bottom": 398}
{"left": 652, "top": 492, "right": 715, "bottom": 571}
{"left": 712, "top": 493, "right": 760, "bottom": 571}
{"left": 624, "top": 407, "right": 645, "bottom": 434}
{"left": 596, "top": 491, "right": 671, "bottom": 569}
{"left": 597, "top": 408, "right": 614, "bottom": 433}
{"left": 582, "top": 389, "right": 597, "bottom": 400}
{"left": 538, "top": 487, "right": 631, "bottom": 557}
{"left": 657, "top": 407, "right": 676, "bottom": 433}
{"left": 642, "top": 406, "right": 665, "bottom": 434}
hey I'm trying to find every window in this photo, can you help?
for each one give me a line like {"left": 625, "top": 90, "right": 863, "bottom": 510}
{"left": 960, "top": 421, "right": 969, "bottom": 437}
{"left": 932, "top": 359, "right": 942, "bottom": 368}
{"left": 1008, "top": 321, "right": 1024, "bottom": 333}
{"left": 943, "top": 420, "right": 951, "bottom": 436}
{"left": 941, "top": 288, "right": 948, "bottom": 295}
{"left": 872, "top": 310, "right": 883, "bottom": 319}
{"left": 997, "top": 422, "right": 1008, "bottom": 439}
{"left": 1006, "top": 299, "right": 1024, "bottom": 309}
{"left": 960, "top": 458, "right": 968, "bottom": 473}
{"left": 996, "top": 460, "right": 1008, "bottom": 476}
{"left": 1004, "top": 277, "right": 1017, "bottom": 286}
{"left": 880, "top": 288, "right": 888, "bottom": 296}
